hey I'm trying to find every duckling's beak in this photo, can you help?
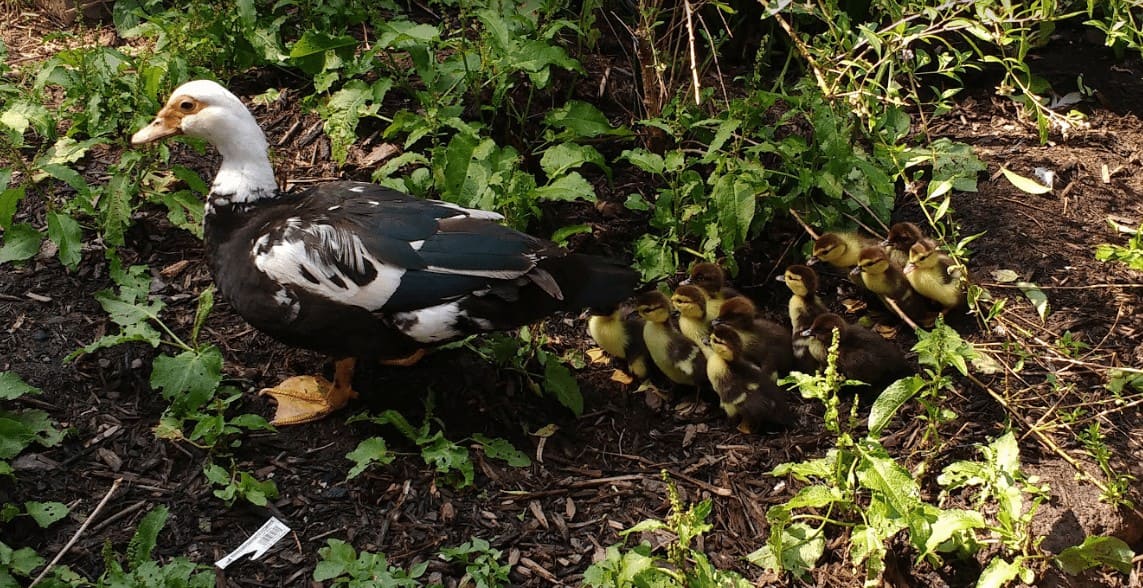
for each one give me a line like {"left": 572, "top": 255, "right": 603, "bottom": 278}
{"left": 903, "top": 263, "right": 916, "bottom": 275}
{"left": 702, "top": 337, "right": 711, "bottom": 347}
{"left": 775, "top": 275, "right": 786, "bottom": 283}
{"left": 849, "top": 265, "right": 862, "bottom": 277}
{"left": 800, "top": 328, "right": 813, "bottom": 337}
{"left": 710, "top": 317, "right": 725, "bottom": 327}
{"left": 879, "top": 238, "right": 892, "bottom": 248}
{"left": 679, "top": 277, "right": 693, "bottom": 286}
{"left": 670, "top": 309, "right": 680, "bottom": 318}
{"left": 805, "top": 257, "right": 818, "bottom": 266}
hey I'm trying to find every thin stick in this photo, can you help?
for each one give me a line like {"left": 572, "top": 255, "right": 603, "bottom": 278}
{"left": 30, "top": 478, "right": 123, "bottom": 587}
{"left": 883, "top": 297, "right": 921, "bottom": 331}
{"left": 788, "top": 209, "right": 820, "bottom": 240}
{"left": 682, "top": 0, "right": 701, "bottom": 105}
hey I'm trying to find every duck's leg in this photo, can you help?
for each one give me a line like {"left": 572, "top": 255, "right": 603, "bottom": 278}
{"left": 259, "top": 358, "right": 359, "bottom": 426}
{"left": 379, "top": 348, "right": 426, "bottom": 367}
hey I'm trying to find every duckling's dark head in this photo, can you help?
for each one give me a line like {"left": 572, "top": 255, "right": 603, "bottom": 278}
{"left": 634, "top": 291, "right": 672, "bottom": 323}
{"left": 805, "top": 313, "right": 848, "bottom": 341}
{"left": 781, "top": 265, "right": 819, "bottom": 296}
{"left": 883, "top": 222, "right": 923, "bottom": 250}
{"left": 856, "top": 246, "right": 890, "bottom": 275}
{"left": 682, "top": 262, "right": 725, "bottom": 294}
{"left": 812, "top": 233, "right": 846, "bottom": 261}
{"left": 907, "top": 238, "right": 941, "bottom": 269}
{"left": 671, "top": 284, "right": 708, "bottom": 319}
{"left": 713, "top": 296, "right": 757, "bottom": 329}
{"left": 708, "top": 323, "right": 743, "bottom": 361}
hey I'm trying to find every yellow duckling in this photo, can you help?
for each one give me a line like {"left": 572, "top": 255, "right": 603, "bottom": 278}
{"left": 635, "top": 291, "right": 706, "bottom": 387}
{"left": 587, "top": 306, "right": 651, "bottom": 379}
{"left": 852, "top": 246, "right": 932, "bottom": 325}
{"left": 777, "top": 264, "right": 829, "bottom": 371}
{"left": 711, "top": 296, "right": 794, "bottom": 378}
{"left": 671, "top": 284, "right": 712, "bottom": 351}
{"left": 802, "top": 313, "right": 910, "bottom": 392}
{"left": 706, "top": 323, "right": 794, "bottom": 432}
{"left": 810, "top": 231, "right": 879, "bottom": 270}
{"left": 904, "top": 238, "right": 966, "bottom": 313}
{"left": 680, "top": 262, "right": 740, "bottom": 323}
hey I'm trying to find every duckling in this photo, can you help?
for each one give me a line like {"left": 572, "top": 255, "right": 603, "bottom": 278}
{"left": 852, "top": 246, "right": 933, "bottom": 325}
{"left": 810, "top": 231, "right": 879, "bottom": 270}
{"left": 711, "top": 296, "right": 794, "bottom": 378}
{"left": 670, "top": 285, "right": 712, "bottom": 350}
{"left": 680, "top": 262, "right": 740, "bottom": 323}
{"left": 904, "top": 238, "right": 966, "bottom": 313}
{"left": 587, "top": 306, "right": 652, "bottom": 379}
{"left": 777, "top": 265, "right": 829, "bottom": 371}
{"left": 706, "top": 324, "right": 794, "bottom": 431}
{"left": 881, "top": 222, "right": 925, "bottom": 268}
{"left": 635, "top": 291, "right": 706, "bottom": 387}
{"left": 802, "top": 313, "right": 910, "bottom": 392}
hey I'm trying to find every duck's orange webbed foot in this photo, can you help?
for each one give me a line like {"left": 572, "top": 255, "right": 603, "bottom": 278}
{"left": 259, "top": 358, "right": 358, "bottom": 426}
{"left": 379, "top": 348, "right": 426, "bottom": 367}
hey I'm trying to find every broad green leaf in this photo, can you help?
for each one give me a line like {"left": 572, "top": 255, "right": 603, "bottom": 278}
{"left": 977, "top": 556, "right": 1026, "bottom": 588}
{"left": 24, "top": 501, "right": 68, "bottom": 528}
{"left": 920, "top": 508, "right": 986, "bottom": 557}
{"left": 991, "top": 430, "right": 1020, "bottom": 476}
{"left": 771, "top": 451, "right": 837, "bottom": 481}
{"left": 849, "top": 524, "right": 887, "bottom": 584}
{"left": 1056, "top": 535, "right": 1134, "bottom": 576}
{"left": 6, "top": 545, "right": 44, "bottom": 576}
{"left": 420, "top": 433, "right": 474, "bottom": 487}
{"left": 711, "top": 174, "right": 756, "bottom": 252}
{"left": 472, "top": 434, "right": 531, "bottom": 467}
{"left": 0, "top": 372, "right": 39, "bottom": 400}
{"left": 346, "top": 437, "right": 395, "bottom": 479}
{"left": 0, "top": 408, "right": 63, "bottom": 459}
{"left": 620, "top": 148, "right": 664, "bottom": 175}
{"left": 533, "top": 172, "right": 595, "bottom": 203}
{"left": 1000, "top": 167, "right": 1052, "bottom": 194}
{"left": 868, "top": 376, "right": 922, "bottom": 437}
{"left": 746, "top": 522, "right": 824, "bottom": 580}
{"left": 857, "top": 445, "right": 920, "bottom": 517}
{"left": 150, "top": 346, "right": 223, "bottom": 415}
{"left": 0, "top": 223, "right": 41, "bottom": 264}
{"left": 544, "top": 101, "right": 631, "bottom": 140}
{"left": 46, "top": 211, "right": 82, "bottom": 270}
{"left": 289, "top": 31, "right": 358, "bottom": 76}
{"left": 1015, "top": 280, "right": 1050, "bottom": 321}
{"left": 784, "top": 484, "right": 841, "bottom": 510}
{"left": 376, "top": 20, "right": 440, "bottom": 48}
{"left": 539, "top": 143, "right": 609, "bottom": 178}
{"left": 543, "top": 360, "right": 582, "bottom": 416}
{"left": 0, "top": 183, "right": 24, "bottom": 230}
{"left": 38, "top": 163, "right": 89, "bottom": 196}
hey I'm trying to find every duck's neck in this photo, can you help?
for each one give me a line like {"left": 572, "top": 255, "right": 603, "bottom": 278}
{"left": 205, "top": 111, "right": 279, "bottom": 216}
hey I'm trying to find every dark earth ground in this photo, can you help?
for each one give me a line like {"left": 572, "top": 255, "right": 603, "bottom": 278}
{"left": 3, "top": 7, "right": 1143, "bottom": 587}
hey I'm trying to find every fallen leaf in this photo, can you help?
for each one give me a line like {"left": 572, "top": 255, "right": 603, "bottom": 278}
{"left": 841, "top": 298, "right": 867, "bottom": 313}
{"left": 1015, "top": 281, "right": 1050, "bottom": 321}
{"left": 1000, "top": 167, "right": 1052, "bottom": 195}
{"left": 873, "top": 324, "right": 899, "bottom": 339}
{"left": 991, "top": 269, "right": 1019, "bottom": 283}
{"left": 586, "top": 347, "right": 608, "bottom": 364}
{"left": 609, "top": 369, "right": 634, "bottom": 385}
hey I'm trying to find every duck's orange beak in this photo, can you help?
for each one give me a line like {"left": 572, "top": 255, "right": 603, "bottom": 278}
{"left": 131, "top": 106, "right": 182, "bottom": 145}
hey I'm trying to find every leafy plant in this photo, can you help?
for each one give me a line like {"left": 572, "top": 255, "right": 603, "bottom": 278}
{"left": 203, "top": 462, "right": 279, "bottom": 507}
{"left": 583, "top": 471, "right": 751, "bottom": 587}
{"left": 0, "top": 372, "right": 66, "bottom": 477}
{"left": 1095, "top": 223, "right": 1143, "bottom": 271}
{"left": 314, "top": 539, "right": 428, "bottom": 587}
{"left": 465, "top": 326, "right": 584, "bottom": 415}
{"left": 1074, "top": 422, "right": 1135, "bottom": 507}
{"left": 439, "top": 537, "right": 511, "bottom": 588}
{"left": 98, "top": 505, "right": 214, "bottom": 587}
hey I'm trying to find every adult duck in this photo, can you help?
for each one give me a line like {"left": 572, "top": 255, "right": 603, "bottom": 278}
{"left": 132, "top": 80, "right": 638, "bottom": 424}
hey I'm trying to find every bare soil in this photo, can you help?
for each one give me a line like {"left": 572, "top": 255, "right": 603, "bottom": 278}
{"left": 2, "top": 9, "right": 1142, "bottom": 588}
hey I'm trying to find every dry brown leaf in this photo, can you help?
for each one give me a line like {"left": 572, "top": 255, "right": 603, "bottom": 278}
{"left": 609, "top": 369, "right": 634, "bottom": 385}
{"left": 841, "top": 297, "right": 867, "bottom": 313}
{"left": 586, "top": 347, "right": 609, "bottom": 364}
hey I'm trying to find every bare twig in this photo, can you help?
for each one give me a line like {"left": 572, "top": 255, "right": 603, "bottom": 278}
{"left": 30, "top": 478, "right": 123, "bottom": 587}
{"left": 682, "top": 0, "right": 701, "bottom": 105}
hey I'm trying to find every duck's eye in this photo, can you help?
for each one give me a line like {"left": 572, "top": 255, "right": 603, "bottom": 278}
{"left": 179, "top": 100, "right": 195, "bottom": 111}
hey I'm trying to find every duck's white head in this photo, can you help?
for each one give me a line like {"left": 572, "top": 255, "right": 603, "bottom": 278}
{"left": 133, "top": 79, "right": 277, "bottom": 209}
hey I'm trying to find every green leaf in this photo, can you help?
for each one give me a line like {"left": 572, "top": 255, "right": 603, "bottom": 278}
{"left": 1015, "top": 280, "right": 1050, "bottom": 321}
{"left": 746, "top": 522, "right": 824, "bottom": 580}
{"left": 620, "top": 148, "right": 665, "bottom": 175}
{"left": 544, "top": 101, "right": 631, "bottom": 140}
{"left": 24, "top": 501, "right": 68, "bottom": 528}
{"left": 149, "top": 346, "right": 223, "bottom": 415}
{"left": 532, "top": 172, "right": 596, "bottom": 203}
{"left": 1056, "top": 535, "right": 1134, "bottom": 576}
{"left": 1000, "top": 167, "right": 1052, "bottom": 194}
{"left": 543, "top": 360, "right": 582, "bottom": 416}
{"left": 977, "top": 556, "right": 1025, "bottom": 588}
{"left": 0, "top": 372, "right": 39, "bottom": 400}
{"left": 856, "top": 445, "right": 920, "bottom": 517}
{"left": 46, "top": 211, "right": 82, "bottom": 270}
{"left": 711, "top": 174, "right": 756, "bottom": 252}
{"left": 0, "top": 183, "right": 25, "bottom": 230}
{"left": 345, "top": 437, "right": 395, "bottom": 479}
{"left": 867, "top": 376, "right": 922, "bottom": 437}
{"left": 0, "top": 223, "right": 41, "bottom": 264}
{"left": 190, "top": 286, "right": 214, "bottom": 347}
{"left": 472, "top": 434, "right": 531, "bottom": 467}
{"left": 919, "top": 508, "right": 986, "bottom": 557}
{"left": 6, "top": 545, "right": 45, "bottom": 576}
{"left": 539, "top": 143, "right": 609, "bottom": 179}
{"left": 550, "top": 224, "right": 592, "bottom": 247}
{"left": 420, "top": 433, "right": 474, "bottom": 487}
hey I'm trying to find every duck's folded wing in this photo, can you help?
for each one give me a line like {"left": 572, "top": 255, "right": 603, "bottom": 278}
{"left": 253, "top": 183, "right": 564, "bottom": 313}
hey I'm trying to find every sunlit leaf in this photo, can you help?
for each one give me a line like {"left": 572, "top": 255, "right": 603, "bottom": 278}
{"left": 1015, "top": 280, "right": 1050, "bottom": 321}
{"left": 1000, "top": 167, "right": 1052, "bottom": 194}
{"left": 1056, "top": 535, "right": 1134, "bottom": 576}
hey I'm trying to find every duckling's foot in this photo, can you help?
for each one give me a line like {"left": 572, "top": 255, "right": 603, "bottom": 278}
{"left": 736, "top": 421, "right": 754, "bottom": 434}
{"left": 379, "top": 348, "right": 427, "bottom": 367}
{"left": 260, "top": 358, "right": 358, "bottom": 425}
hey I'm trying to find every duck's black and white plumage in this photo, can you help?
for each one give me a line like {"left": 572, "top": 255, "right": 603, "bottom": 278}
{"left": 132, "top": 80, "right": 638, "bottom": 424}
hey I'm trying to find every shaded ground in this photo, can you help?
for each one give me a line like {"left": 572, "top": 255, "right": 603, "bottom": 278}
{"left": 2, "top": 9, "right": 1143, "bottom": 587}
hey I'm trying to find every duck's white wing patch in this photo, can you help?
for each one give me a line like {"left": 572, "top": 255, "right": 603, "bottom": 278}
{"left": 389, "top": 302, "right": 493, "bottom": 343}
{"left": 254, "top": 221, "right": 406, "bottom": 311}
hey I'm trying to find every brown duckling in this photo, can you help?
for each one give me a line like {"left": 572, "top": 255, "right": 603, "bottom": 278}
{"left": 680, "top": 262, "right": 740, "bottom": 322}
{"left": 810, "top": 231, "right": 879, "bottom": 270}
{"left": 777, "top": 265, "right": 829, "bottom": 371}
{"left": 587, "top": 306, "right": 652, "bottom": 379}
{"left": 802, "top": 313, "right": 910, "bottom": 392}
{"left": 881, "top": 222, "right": 925, "bottom": 268}
{"left": 706, "top": 324, "right": 794, "bottom": 431}
{"left": 852, "top": 246, "right": 933, "bottom": 325}
{"left": 671, "top": 284, "right": 712, "bottom": 351}
{"left": 904, "top": 238, "right": 966, "bottom": 313}
{"left": 635, "top": 291, "right": 706, "bottom": 387}
{"left": 711, "top": 296, "right": 794, "bottom": 378}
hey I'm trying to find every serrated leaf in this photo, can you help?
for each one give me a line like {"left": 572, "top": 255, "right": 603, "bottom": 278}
{"left": 1000, "top": 167, "right": 1052, "bottom": 195}
{"left": 0, "top": 222, "right": 41, "bottom": 264}
{"left": 420, "top": 433, "right": 473, "bottom": 487}
{"left": 472, "top": 434, "right": 531, "bottom": 467}
{"left": 346, "top": 437, "right": 395, "bottom": 479}
{"left": 868, "top": 376, "right": 923, "bottom": 437}
{"left": 150, "top": 346, "right": 222, "bottom": 415}
{"left": 544, "top": 101, "right": 631, "bottom": 139}
{"left": 620, "top": 148, "right": 665, "bottom": 175}
{"left": 1056, "top": 535, "right": 1134, "bottom": 576}
{"left": 46, "top": 211, "right": 82, "bottom": 270}
{"left": 1015, "top": 280, "right": 1050, "bottom": 321}
{"left": 543, "top": 360, "right": 582, "bottom": 416}
{"left": 0, "top": 372, "right": 40, "bottom": 400}
{"left": 24, "top": 501, "right": 68, "bottom": 528}
{"left": 746, "top": 522, "right": 824, "bottom": 580}
{"left": 533, "top": 172, "right": 596, "bottom": 202}
{"left": 539, "top": 142, "right": 609, "bottom": 178}
{"left": 856, "top": 446, "right": 920, "bottom": 516}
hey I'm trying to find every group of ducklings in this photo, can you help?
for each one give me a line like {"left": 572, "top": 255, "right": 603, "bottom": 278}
{"left": 587, "top": 222, "right": 968, "bottom": 434}
{"left": 812, "top": 222, "right": 967, "bottom": 325}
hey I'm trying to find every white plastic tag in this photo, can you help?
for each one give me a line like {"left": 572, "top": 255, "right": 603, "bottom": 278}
{"left": 214, "top": 517, "right": 291, "bottom": 569}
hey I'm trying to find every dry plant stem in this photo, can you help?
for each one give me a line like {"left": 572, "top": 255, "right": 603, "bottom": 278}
{"left": 769, "top": 11, "right": 830, "bottom": 97}
{"left": 788, "top": 209, "right": 820, "bottom": 241}
{"left": 682, "top": 0, "right": 701, "bottom": 105}
{"left": 29, "top": 477, "right": 123, "bottom": 587}
{"left": 882, "top": 297, "right": 920, "bottom": 330}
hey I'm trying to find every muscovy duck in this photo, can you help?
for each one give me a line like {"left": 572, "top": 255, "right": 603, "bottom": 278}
{"left": 132, "top": 80, "right": 638, "bottom": 425}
